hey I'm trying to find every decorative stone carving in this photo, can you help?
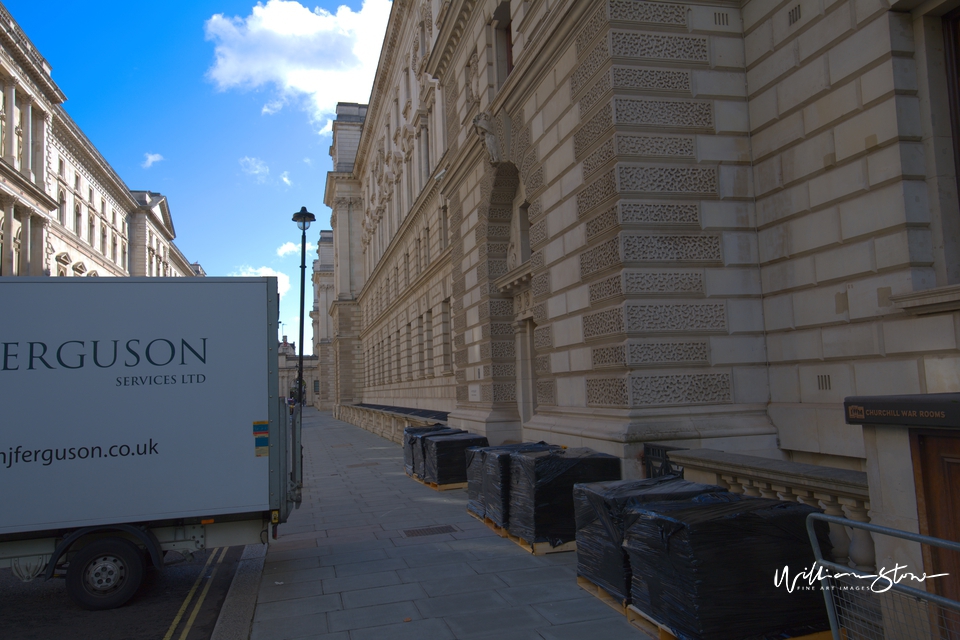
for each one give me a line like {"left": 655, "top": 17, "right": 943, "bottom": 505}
{"left": 580, "top": 236, "right": 621, "bottom": 277}
{"left": 524, "top": 167, "right": 544, "bottom": 194}
{"left": 457, "top": 385, "right": 468, "bottom": 402}
{"left": 585, "top": 206, "right": 619, "bottom": 239}
{"left": 619, "top": 166, "right": 718, "bottom": 194}
{"left": 576, "top": 6, "right": 608, "bottom": 55}
{"left": 609, "top": 1, "right": 687, "bottom": 25}
{"left": 579, "top": 73, "right": 613, "bottom": 117}
{"left": 616, "top": 134, "right": 694, "bottom": 158}
{"left": 613, "top": 66, "right": 691, "bottom": 92}
{"left": 454, "top": 333, "right": 465, "bottom": 348}
{"left": 481, "top": 384, "right": 493, "bottom": 402}
{"left": 445, "top": 81, "right": 459, "bottom": 155}
{"left": 611, "top": 31, "right": 708, "bottom": 62}
{"left": 589, "top": 274, "right": 624, "bottom": 303}
{"left": 536, "top": 379, "right": 556, "bottom": 406}
{"left": 621, "top": 202, "right": 699, "bottom": 224}
{"left": 531, "top": 250, "right": 544, "bottom": 270}
{"left": 487, "top": 259, "right": 509, "bottom": 279}
{"left": 592, "top": 345, "right": 626, "bottom": 367}
{"left": 532, "top": 303, "right": 547, "bottom": 324}
{"left": 514, "top": 289, "right": 535, "bottom": 317}
{"left": 489, "top": 299, "right": 514, "bottom": 317}
{"left": 615, "top": 98, "right": 713, "bottom": 129}
{"left": 624, "top": 271, "right": 705, "bottom": 294}
{"left": 583, "top": 307, "right": 626, "bottom": 338}
{"left": 527, "top": 199, "right": 543, "bottom": 221}
{"left": 626, "top": 303, "right": 726, "bottom": 331}
{"left": 454, "top": 349, "right": 467, "bottom": 366}
{"left": 454, "top": 313, "right": 466, "bottom": 332}
{"left": 489, "top": 206, "right": 512, "bottom": 221}
{"left": 535, "top": 354, "right": 551, "bottom": 375}
{"left": 574, "top": 104, "right": 613, "bottom": 158}
{"left": 586, "top": 378, "right": 629, "bottom": 406}
{"left": 456, "top": 369, "right": 467, "bottom": 383}
{"left": 583, "top": 139, "right": 615, "bottom": 177}
{"left": 493, "top": 382, "right": 517, "bottom": 403}
{"left": 534, "top": 325, "right": 553, "bottom": 350}
{"left": 622, "top": 234, "right": 722, "bottom": 262}
{"left": 487, "top": 224, "right": 510, "bottom": 239}
{"left": 630, "top": 341, "right": 709, "bottom": 365}
{"left": 531, "top": 272, "right": 550, "bottom": 298}
{"left": 465, "top": 50, "right": 480, "bottom": 106}
{"left": 577, "top": 170, "right": 617, "bottom": 217}
{"left": 473, "top": 112, "right": 501, "bottom": 164}
{"left": 530, "top": 220, "right": 547, "bottom": 248}
{"left": 491, "top": 340, "right": 515, "bottom": 359}
{"left": 571, "top": 39, "right": 610, "bottom": 96}
{"left": 630, "top": 373, "right": 732, "bottom": 405}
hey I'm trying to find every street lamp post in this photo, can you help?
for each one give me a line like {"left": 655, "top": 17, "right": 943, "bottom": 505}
{"left": 292, "top": 206, "right": 315, "bottom": 408}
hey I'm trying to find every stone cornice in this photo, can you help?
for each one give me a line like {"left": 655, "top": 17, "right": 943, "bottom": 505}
{"left": 426, "top": 0, "right": 480, "bottom": 80}
{"left": 0, "top": 4, "right": 65, "bottom": 105}
{"left": 0, "top": 161, "right": 57, "bottom": 211}
{"left": 355, "top": 0, "right": 412, "bottom": 172}
{"left": 324, "top": 172, "right": 360, "bottom": 208}
{"left": 51, "top": 107, "right": 139, "bottom": 211}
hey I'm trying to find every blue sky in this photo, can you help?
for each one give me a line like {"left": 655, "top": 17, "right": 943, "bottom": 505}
{"left": 6, "top": 0, "right": 391, "bottom": 347}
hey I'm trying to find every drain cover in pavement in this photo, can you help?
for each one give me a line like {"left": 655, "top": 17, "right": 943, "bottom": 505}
{"left": 401, "top": 525, "right": 457, "bottom": 538}
{"left": 345, "top": 461, "right": 380, "bottom": 468}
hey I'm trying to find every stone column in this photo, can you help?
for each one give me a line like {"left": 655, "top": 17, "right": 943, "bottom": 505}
{"left": 21, "top": 96, "right": 32, "bottom": 182}
{"left": 35, "top": 109, "right": 47, "bottom": 187}
{"left": 514, "top": 318, "right": 535, "bottom": 424}
{"left": 29, "top": 214, "right": 47, "bottom": 276}
{"left": 18, "top": 210, "right": 30, "bottom": 276}
{"left": 4, "top": 79, "right": 15, "bottom": 164}
{"left": 1, "top": 196, "right": 13, "bottom": 275}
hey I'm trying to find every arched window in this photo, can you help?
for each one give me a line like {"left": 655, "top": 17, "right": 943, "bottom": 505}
{"left": 88, "top": 216, "right": 95, "bottom": 245}
{"left": 100, "top": 226, "right": 107, "bottom": 254}
{"left": 112, "top": 235, "right": 117, "bottom": 262}
{"left": 74, "top": 205, "right": 82, "bottom": 235}
{"left": 58, "top": 191, "right": 66, "bottom": 226}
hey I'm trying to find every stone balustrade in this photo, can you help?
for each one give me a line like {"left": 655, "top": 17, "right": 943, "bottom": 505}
{"left": 668, "top": 448, "right": 875, "bottom": 571}
{"left": 334, "top": 404, "right": 445, "bottom": 445}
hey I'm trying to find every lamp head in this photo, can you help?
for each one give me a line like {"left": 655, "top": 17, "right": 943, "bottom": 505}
{"left": 292, "top": 206, "right": 316, "bottom": 231}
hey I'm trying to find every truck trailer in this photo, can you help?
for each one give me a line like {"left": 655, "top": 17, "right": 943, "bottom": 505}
{"left": 0, "top": 277, "right": 301, "bottom": 609}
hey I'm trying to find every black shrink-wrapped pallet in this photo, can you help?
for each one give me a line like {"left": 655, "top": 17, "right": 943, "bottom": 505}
{"left": 411, "top": 428, "right": 464, "bottom": 478}
{"left": 481, "top": 443, "right": 559, "bottom": 528}
{"left": 573, "top": 476, "right": 726, "bottom": 604}
{"left": 466, "top": 446, "right": 487, "bottom": 517}
{"left": 422, "top": 433, "right": 489, "bottom": 484}
{"left": 623, "top": 496, "right": 832, "bottom": 640}
{"left": 403, "top": 424, "right": 446, "bottom": 476}
{"left": 508, "top": 448, "right": 621, "bottom": 547}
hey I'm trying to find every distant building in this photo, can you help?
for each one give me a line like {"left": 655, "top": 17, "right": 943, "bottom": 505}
{"left": 278, "top": 335, "right": 319, "bottom": 406}
{"left": 311, "top": 230, "right": 336, "bottom": 410}
{"left": 0, "top": 4, "right": 198, "bottom": 279}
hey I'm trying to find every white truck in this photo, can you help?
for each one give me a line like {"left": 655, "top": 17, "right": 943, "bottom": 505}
{"left": 0, "top": 277, "right": 301, "bottom": 609}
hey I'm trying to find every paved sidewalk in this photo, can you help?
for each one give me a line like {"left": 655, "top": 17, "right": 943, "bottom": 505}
{"left": 250, "top": 408, "right": 641, "bottom": 639}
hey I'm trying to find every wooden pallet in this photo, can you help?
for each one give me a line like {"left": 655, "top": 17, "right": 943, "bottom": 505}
{"left": 576, "top": 576, "right": 628, "bottom": 616}
{"left": 468, "top": 512, "right": 575, "bottom": 554}
{"left": 626, "top": 605, "right": 680, "bottom": 640}
{"left": 408, "top": 474, "right": 467, "bottom": 492}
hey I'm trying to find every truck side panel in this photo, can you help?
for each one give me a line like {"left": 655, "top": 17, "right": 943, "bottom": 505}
{"left": 0, "top": 278, "right": 277, "bottom": 536}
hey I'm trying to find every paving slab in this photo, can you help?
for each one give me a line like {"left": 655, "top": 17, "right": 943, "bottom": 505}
{"left": 249, "top": 408, "right": 646, "bottom": 638}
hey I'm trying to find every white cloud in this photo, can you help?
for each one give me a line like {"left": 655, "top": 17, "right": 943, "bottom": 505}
{"left": 276, "top": 241, "right": 315, "bottom": 257}
{"left": 303, "top": 157, "right": 312, "bottom": 166}
{"left": 281, "top": 171, "right": 292, "bottom": 186}
{"left": 239, "top": 156, "right": 270, "bottom": 182}
{"left": 262, "top": 99, "right": 284, "bottom": 115}
{"left": 231, "top": 266, "right": 291, "bottom": 298}
{"left": 204, "top": 0, "right": 391, "bottom": 132}
{"left": 142, "top": 153, "right": 164, "bottom": 168}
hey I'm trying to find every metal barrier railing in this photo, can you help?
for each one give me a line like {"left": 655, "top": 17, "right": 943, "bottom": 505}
{"left": 806, "top": 513, "right": 960, "bottom": 639}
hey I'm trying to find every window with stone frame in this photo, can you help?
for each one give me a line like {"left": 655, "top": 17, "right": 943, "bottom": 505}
{"left": 58, "top": 191, "right": 66, "bottom": 225}
{"left": 88, "top": 215, "right": 95, "bottom": 245}
{"left": 944, "top": 10, "right": 960, "bottom": 196}
{"left": 74, "top": 205, "right": 82, "bottom": 236}
{"left": 492, "top": 2, "right": 514, "bottom": 89}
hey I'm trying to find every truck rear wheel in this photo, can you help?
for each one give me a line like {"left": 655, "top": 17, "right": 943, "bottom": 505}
{"left": 66, "top": 537, "right": 144, "bottom": 610}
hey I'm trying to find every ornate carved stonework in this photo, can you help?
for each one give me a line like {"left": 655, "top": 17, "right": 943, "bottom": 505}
{"left": 473, "top": 111, "right": 500, "bottom": 164}
{"left": 609, "top": 0, "right": 687, "bottom": 25}
{"left": 589, "top": 274, "right": 624, "bottom": 303}
{"left": 613, "top": 66, "right": 691, "bottom": 92}
{"left": 630, "top": 373, "right": 732, "bottom": 405}
{"left": 583, "top": 139, "right": 615, "bottom": 177}
{"left": 586, "top": 378, "right": 629, "bottom": 406}
{"left": 580, "top": 236, "right": 621, "bottom": 277}
{"left": 585, "top": 206, "right": 619, "bottom": 239}
{"left": 592, "top": 345, "right": 626, "bottom": 367}
{"left": 576, "top": 6, "right": 608, "bottom": 55}
{"left": 536, "top": 379, "right": 556, "bottom": 406}
{"left": 622, "top": 234, "right": 722, "bottom": 262}
{"left": 534, "top": 325, "right": 553, "bottom": 350}
{"left": 629, "top": 341, "right": 709, "bottom": 365}
{"left": 614, "top": 98, "right": 713, "bottom": 129}
{"left": 574, "top": 104, "right": 613, "bottom": 158}
{"left": 621, "top": 202, "right": 699, "bottom": 224}
{"left": 611, "top": 31, "right": 708, "bottom": 62}
{"left": 623, "top": 271, "right": 705, "bottom": 294}
{"left": 535, "top": 355, "right": 551, "bottom": 375}
{"left": 616, "top": 134, "right": 694, "bottom": 158}
{"left": 531, "top": 272, "right": 550, "bottom": 298}
{"left": 619, "top": 166, "right": 718, "bottom": 195}
{"left": 583, "top": 307, "right": 625, "bottom": 338}
{"left": 626, "top": 303, "right": 726, "bottom": 332}
{"left": 577, "top": 170, "right": 617, "bottom": 217}
{"left": 571, "top": 39, "right": 610, "bottom": 96}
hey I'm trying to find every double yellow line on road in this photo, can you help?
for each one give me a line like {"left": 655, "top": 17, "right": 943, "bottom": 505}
{"left": 162, "top": 547, "right": 229, "bottom": 640}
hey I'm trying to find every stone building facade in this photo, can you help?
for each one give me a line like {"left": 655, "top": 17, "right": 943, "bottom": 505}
{"left": 0, "top": 4, "right": 197, "bottom": 280}
{"left": 311, "top": 230, "right": 336, "bottom": 410}
{"left": 324, "top": 0, "right": 960, "bottom": 515}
